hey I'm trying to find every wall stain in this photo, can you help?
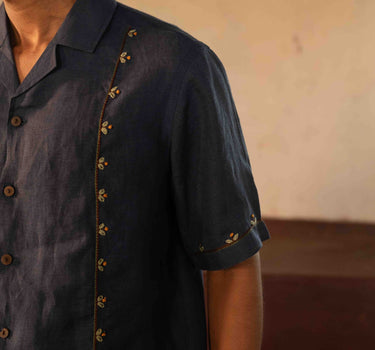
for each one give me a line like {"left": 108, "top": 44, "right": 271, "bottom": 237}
{"left": 293, "top": 34, "right": 303, "bottom": 54}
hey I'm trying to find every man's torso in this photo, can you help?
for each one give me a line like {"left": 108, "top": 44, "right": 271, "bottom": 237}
{"left": 0, "top": 0, "right": 208, "bottom": 348}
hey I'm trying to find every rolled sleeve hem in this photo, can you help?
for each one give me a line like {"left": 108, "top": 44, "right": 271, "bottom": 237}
{"left": 191, "top": 220, "right": 271, "bottom": 271}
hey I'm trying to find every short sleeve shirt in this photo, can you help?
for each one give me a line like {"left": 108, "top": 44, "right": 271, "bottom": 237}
{"left": 0, "top": 0, "right": 271, "bottom": 348}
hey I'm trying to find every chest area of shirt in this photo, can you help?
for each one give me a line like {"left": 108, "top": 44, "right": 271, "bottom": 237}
{"left": 0, "top": 29, "right": 177, "bottom": 190}
{"left": 0, "top": 83, "right": 169, "bottom": 199}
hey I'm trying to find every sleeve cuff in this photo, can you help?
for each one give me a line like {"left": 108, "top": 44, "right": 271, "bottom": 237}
{"left": 191, "top": 220, "right": 271, "bottom": 271}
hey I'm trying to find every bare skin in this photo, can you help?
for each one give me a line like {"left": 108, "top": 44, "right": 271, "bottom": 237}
{"left": 203, "top": 252, "right": 264, "bottom": 350}
{"left": 4, "top": 0, "right": 76, "bottom": 83}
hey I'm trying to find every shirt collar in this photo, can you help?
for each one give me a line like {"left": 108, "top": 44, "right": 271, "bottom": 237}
{"left": 0, "top": 0, "right": 118, "bottom": 53}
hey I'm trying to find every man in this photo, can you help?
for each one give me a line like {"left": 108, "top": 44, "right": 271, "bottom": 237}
{"left": 0, "top": 0, "right": 271, "bottom": 348}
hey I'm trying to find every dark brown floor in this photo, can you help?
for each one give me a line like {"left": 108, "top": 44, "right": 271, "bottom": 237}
{"left": 260, "top": 217, "right": 375, "bottom": 350}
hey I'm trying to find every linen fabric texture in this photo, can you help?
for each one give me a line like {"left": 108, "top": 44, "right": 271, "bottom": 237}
{"left": 0, "top": 0, "right": 271, "bottom": 348}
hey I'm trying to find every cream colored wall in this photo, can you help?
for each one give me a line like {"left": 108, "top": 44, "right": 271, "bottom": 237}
{"left": 120, "top": 0, "right": 375, "bottom": 224}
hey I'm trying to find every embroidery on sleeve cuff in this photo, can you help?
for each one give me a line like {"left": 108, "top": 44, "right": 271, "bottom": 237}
{"left": 194, "top": 213, "right": 259, "bottom": 255}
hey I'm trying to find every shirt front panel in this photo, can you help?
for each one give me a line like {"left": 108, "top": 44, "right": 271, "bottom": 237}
{"left": 0, "top": 0, "right": 271, "bottom": 348}
{"left": 0, "top": 1, "right": 208, "bottom": 348}
{"left": 0, "top": 4, "right": 123, "bottom": 349}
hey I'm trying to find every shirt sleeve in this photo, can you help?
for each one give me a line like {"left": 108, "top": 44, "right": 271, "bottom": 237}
{"left": 170, "top": 44, "right": 271, "bottom": 271}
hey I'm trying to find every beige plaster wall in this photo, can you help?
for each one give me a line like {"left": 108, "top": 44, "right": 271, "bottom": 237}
{"left": 120, "top": 0, "right": 375, "bottom": 224}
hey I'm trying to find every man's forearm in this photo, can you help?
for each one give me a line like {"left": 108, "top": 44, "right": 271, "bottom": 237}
{"left": 203, "top": 252, "right": 264, "bottom": 350}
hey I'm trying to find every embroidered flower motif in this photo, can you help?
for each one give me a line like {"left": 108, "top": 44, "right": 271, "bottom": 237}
{"left": 98, "top": 223, "right": 109, "bottom": 236}
{"left": 108, "top": 86, "right": 121, "bottom": 98}
{"left": 225, "top": 232, "right": 239, "bottom": 244}
{"left": 120, "top": 52, "right": 132, "bottom": 63}
{"left": 98, "top": 258, "right": 107, "bottom": 271}
{"left": 98, "top": 188, "right": 108, "bottom": 202}
{"left": 224, "top": 214, "right": 257, "bottom": 244}
{"left": 128, "top": 28, "right": 137, "bottom": 37}
{"left": 196, "top": 214, "right": 259, "bottom": 254}
{"left": 97, "top": 295, "right": 107, "bottom": 308}
{"left": 250, "top": 214, "right": 257, "bottom": 226}
{"left": 101, "top": 121, "right": 113, "bottom": 134}
{"left": 96, "top": 328, "right": 106, "bottom": 342}
{"left": 98, "top": 156, "right": 108, "bottom": 170}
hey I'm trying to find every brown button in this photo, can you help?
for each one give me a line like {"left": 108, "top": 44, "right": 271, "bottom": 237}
{"left": 3, "top": 185, "right": 15, "bottom": 197}
{"left": 10, "top": 116, "right": 22, "bottom": 127}
{"left": 0, "top": 328, "right": 9, "bottom": 338}
{"left": 1, "top": 254, "right": 12, "bottom": 266}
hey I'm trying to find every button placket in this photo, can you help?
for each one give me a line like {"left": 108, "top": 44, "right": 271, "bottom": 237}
{"left": 3, "top": 112, "right": 22, "bottom": 345}
{"left": 10, "top": 116, "right": 23, "bottom": 127}
{"left": 3, "top": 185, "right": 15, "bottom": 197}
{"left": 0, "top": 328, "right": 9, "bottom": 339}
{"left": 1, "top": 254, "right": 13, "bottom": 266}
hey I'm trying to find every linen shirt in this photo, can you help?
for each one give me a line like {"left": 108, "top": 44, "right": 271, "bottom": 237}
{"left": 0, "top": 0, "right": 271, "bottom": 348}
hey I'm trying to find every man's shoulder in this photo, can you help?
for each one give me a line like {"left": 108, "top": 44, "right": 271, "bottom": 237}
{"left": 115, "top": 2, "right": 208, "bottom": 55}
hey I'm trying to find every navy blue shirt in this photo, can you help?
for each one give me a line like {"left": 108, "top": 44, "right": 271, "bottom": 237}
{"left": 0, "top": 0, "right": 271, "bottom": 348}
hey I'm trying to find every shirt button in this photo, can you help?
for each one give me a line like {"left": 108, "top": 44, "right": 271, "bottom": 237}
{"left": 1, "top": 254, "right": 12, "bottom": 266}
{"left": 3, "top": 185, "right": 15, "bottom": 197}
{"left": 0, "top": 328, "right": 9, "bottom": 338}
{"left": 10, "top": 116, "right": 22, "bottom": 127}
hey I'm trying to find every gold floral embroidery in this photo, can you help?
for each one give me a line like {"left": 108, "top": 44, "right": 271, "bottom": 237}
{"left": 196, "top": 214, "right": 259, "bottom": 253}
{"left": 108, "top": 86, "right": 121, "bottom": 98}
{"left": 225, "top": 232, "right": 239, "bottom": 244}
{"left": 98, "top": 223, "right": 109, "bottom": 236}
{"left": 225, "top": 214, "right": 257, "bottom": 244}
{"left": 96, "top": 328, "right": 106, "bottom": 342}
{"left": 97, "top": 295, "right": 107, "bottom": 308}
{"left": 128, "top": 28, "right": 137, "bottom": 37}
{"left": 98, "top": 188, "right": 108, "bottom": 202}
{"left": 101, "top": 121, "right": 113, "bottom": 134}
{"left": 250, "top": 213, "right": 257, "bottom": 226}
{"left": 98, "top": 157, "right": 108, "bottom": 170}
{"left": 97, "top": 258, "right": 107, "bottom": 271}
{"left": 120, "top": 52, "right": 131, "bottom": 63}
{"left": 93, "top": 25, "right": 132, "bottom": 350}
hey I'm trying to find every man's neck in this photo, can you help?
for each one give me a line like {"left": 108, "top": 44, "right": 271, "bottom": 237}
{"left": 4, "top": 0, "right": 76, "bottom": 53}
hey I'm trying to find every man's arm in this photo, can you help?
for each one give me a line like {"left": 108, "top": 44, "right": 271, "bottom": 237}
{"left": 203, "top": 251, "right": 264, "bottom": 350}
